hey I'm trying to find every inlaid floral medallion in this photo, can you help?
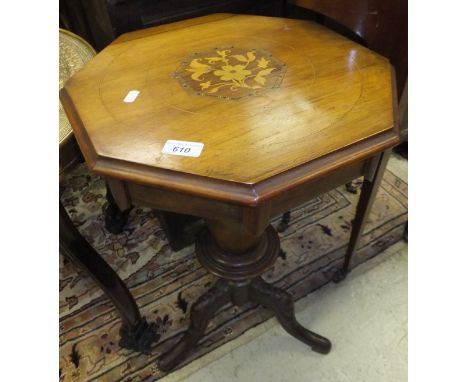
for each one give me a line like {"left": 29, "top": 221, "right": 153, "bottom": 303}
{"left": 173, "top": 47, "right": 287, "bottom": 100}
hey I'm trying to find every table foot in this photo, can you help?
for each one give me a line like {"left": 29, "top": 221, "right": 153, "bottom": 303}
{"left": 332, "top": 267, "right": 349, "bottom": 283}
{"left": 158, "top": 280, "right": 232, "bottom": 372}
{"left": 249, "top": 277, "right": 331, "bottom": 354}
{"left": 104, "top": 181, "right": 131, "bottom": 234}
{"left": 104, "top": 202, "right": 131, "bottom": 234}
{"left": 277, "top": 211, "right": 291, "bottom": 232}
{"left": 119, "top": 317, "right": 160, "bottom": 355}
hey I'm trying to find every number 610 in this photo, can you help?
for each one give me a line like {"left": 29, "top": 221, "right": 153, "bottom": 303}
{"left": 173, "top": 146, "right": 191, "bottom": 153}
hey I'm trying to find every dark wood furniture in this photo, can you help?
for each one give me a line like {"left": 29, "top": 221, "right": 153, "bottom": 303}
{"left": 60, "top": 13, "right": 399, "bottom": 370}
{"left": 278, "top": 0, "right": 407, "bottom": 230}
{"left": 108, "top": 0, "right": 283, "bottom": 36}
{"left": 60, "top": 0, "right": 407, "bottom": 99}
{"left": 59, "top": 202, "right": 158, "bottom": 353}
{"left": 286, "top": 0, "right": 408, "bottom": 99}
{"left": 59, "top": 28, "right": 158, "bottom": 352}
{"left": 59, "top": 0, "right": 283, "bottom": 51}
{"left": 59, "top": 0, "right": 116, "bottom": 51}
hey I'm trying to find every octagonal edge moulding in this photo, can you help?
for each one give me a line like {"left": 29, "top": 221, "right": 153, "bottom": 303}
{"left": 172, "top": 47, "right": 288, "bottom": 100}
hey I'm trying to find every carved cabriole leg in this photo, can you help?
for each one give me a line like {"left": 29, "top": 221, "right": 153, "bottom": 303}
{"left": 249, "top": 277, "right": 331, "bottom": 353}
{"left": 333, "top": 150, "right": 392, "bottom": 282}
{"left": 157, "top": 280, "right": 232, "bottom": 371}
{"left": 60, "top": 202, "right": 159, "bottom": 353}
{"left": 158, "top": 221, "right": 331, "bottom": 371}
{"left": 105, "top": 179, "right": 132, "bottom": 234}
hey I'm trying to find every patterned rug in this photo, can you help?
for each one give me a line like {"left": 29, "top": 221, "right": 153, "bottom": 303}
{"left": 59, "top": 162, "right": 408, "bottom": 382}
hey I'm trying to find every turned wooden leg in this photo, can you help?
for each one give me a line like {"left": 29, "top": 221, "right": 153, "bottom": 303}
{"left": 157, "top": 279, "right": 232, "bottom": 371}
{"left": 277, "top": 210, "right": 291, "bottom": 233}
{"left": 60, "top": 201, "right": 159, "bottom": 353}
{"left": 249, "top": 277, "right": 331, "bottom": 353}
{"left": 334, "top": 150, "right": 391, "bottom": 282}
{"left": 104, "top": 181, "right": 131, "bottom": 234}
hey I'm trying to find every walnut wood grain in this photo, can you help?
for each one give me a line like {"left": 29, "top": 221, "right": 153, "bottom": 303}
{"left": 60, "top": 13, "right": 400, "bottom": 369}
{"left": 60, "top": 14, "right": 398, "bottom": 206}
{"left": 288, "top": 0, "right": 407, "bottom": 98}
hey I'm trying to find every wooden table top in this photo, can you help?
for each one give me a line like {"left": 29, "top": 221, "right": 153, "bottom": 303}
{"left": 60, "top": 14, "right": 399, "bottom": 205}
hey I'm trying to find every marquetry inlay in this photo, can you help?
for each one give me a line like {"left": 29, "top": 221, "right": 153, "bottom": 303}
{"left": 173, "top": 47, "right": 287, "bottom": 100}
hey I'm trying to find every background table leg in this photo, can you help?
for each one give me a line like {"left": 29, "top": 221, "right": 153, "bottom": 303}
{"left": 333, "top": 150, "right": 391, "bottom": 282}
{"left": 157, "top": 211, "right": 204, "bottom": 251}
{"left": 277, "top": 210, "right": 291, "bottom": 233}
{"left": 59, "top": 202, "right": 159, "bottom": 353}
{"left": 104, "top": 180, "right": 132, "bottom": 234}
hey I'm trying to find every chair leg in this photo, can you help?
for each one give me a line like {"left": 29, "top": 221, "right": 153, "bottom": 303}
{"left": 59, "top": 201, "right": 159, "bottom": 353}
{"left": 333, "top": 150, "right": 391, "bottom": 283}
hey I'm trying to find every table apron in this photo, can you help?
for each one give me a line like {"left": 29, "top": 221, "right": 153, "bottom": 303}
{"left": 110, "top": 156, "right": 373, "bottom": 229}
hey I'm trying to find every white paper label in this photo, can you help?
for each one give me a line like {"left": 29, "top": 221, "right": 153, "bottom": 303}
{"left": 162, "top": 140, "right": 204, "bottom": 157}
{"left": 123, "top": 90, "right": 140, "bottom": 103}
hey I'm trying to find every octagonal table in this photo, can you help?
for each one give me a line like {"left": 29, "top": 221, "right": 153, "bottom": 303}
{"left": 60, "top": 13, "right": 399, "bottom": 371}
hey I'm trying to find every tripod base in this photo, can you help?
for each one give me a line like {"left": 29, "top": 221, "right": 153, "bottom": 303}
{"left": 158, "top": 226, "right": 331, "bottom": 372}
